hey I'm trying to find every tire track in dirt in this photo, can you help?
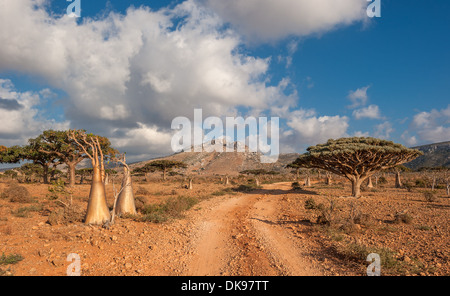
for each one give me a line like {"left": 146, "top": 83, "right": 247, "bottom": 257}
{"left": 250, "top": 184, "right": 323, "bottom": 276}
{"left": 181, "top": 183, "right": 324, "bottom": 276}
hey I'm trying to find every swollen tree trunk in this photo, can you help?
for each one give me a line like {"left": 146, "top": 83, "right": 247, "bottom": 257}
{"left": 326, "top": 174, "right": 332, "bottom": 185}
{"left": 305, "top": 176, "right": 311, "bottom": 187}
{"left": 367, "top": 177, "right": 374, "bottom": 188}
{"left": 189, "top": 178, "right": 193, "bottom": 190}
{"left": 395, "top": 171, "right": 402, "bottom": 188}
{"left": 85, "top": 166, "right": 111, "bottom": 225}
{"left": 351, "top": 176, "right": 363, "bottom": 198}
{"left": 115, "top": 166, "right": 137, "bottom": 216}
{"left": 225, "top": 176, "right": 229, "bottom": 185}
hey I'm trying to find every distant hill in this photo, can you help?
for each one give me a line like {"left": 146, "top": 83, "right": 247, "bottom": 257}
{"left": 405, "top": 141, "right": 450, "bottom": 170}
{"left": 131, "top": 140, "right": 450, "bottom": 175}
{"left": 130, "top": 140, "right": 300, "bottom": 176}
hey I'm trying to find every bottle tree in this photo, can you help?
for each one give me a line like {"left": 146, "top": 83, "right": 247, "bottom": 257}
{"left": 291, "top": 137, "right": 422, "bottom": 198}
{"left": 68, "top": 130, "right": 111, "bottom": 225}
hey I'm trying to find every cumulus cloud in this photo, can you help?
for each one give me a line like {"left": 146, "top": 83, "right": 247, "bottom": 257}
{"left": 410, "top": 105, "right": 450, "bottom": 143}
{"left": 0, "top": 0, "right": 372, "bottom": 159}
{"left": 347, "top": 85, "right": 371, "bottom": 108}
{"left": 283, "top": 109, "right": 349, "bottom": 151}
{"left": 374, "top": 121, "right": 394, "bottom": 139}
{"left": 0, "top": 79, "right": 70, "bottom": 146}
{"left": 201, "top": 0, "right": 367, "bottom": 42}
{"left": 0, "top": 0, "right": 297, "bottom": 154}
{"left": 352, "top": 104, "right": 382, "bottom": 120}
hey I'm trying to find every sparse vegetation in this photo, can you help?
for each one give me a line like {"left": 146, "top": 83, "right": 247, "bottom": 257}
{"left": 394, "top": 211, "right": 414, "bottom": 224}
{"left": 140, "top": 196, "right": 199, "bottom": 223}
{"left": 12, "top": 204, "right": 43, "bottom": 218}
{"left": 0, "top": 253, "right": 24, "bottom": 265}
{"left": 233, "top": 183, "right": 262, "bottom": 193}
{"left": 304, "top": 197, "right": 317, "bottom": 210}
{"left": 1, "top": 183, "right": 33, "bottom": 203}
{"left": 291, "top": 182, "right": 302, "bottom": 190}
{"left": 423, "top": 191, "right": 437, "bottom": 202}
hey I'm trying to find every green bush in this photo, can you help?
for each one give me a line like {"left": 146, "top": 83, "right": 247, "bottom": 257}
{"left": 0, "top": 253, "right": 24, "bottom": 265}
{"left": 291, "top": 182, "right": 302, "bottom": 190}
{"left": 304, "top": 198, "right": 317, "bottom": 210}
{"left": 233, "top": 184, "right": 262, "bottom": 193}
{"left": 140, "top": 196, "right": 199, "bottom": 223}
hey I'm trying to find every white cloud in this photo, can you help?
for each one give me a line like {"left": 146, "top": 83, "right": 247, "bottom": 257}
{"left": 411, "top": 105, "right": 450, "bottom": 143}
{"left": 0, "top": 79, "right": 70, "bottom": 146}
{"left": 348, "top": 85, "right": 371, "bottom": 108}
{"left": 374, "top": 121, "right": 394, "bottom": 139}
{"left": 284, "top": 109, "right": 349, "bottom": 150}
{"left": 353, "top": 131, "right": 370, "bottom": 137}
{"left": 0, "top": 0, "right": 297, "bottom": 157}
{"left": 352, "top": 104, "right": 382, "bottom": 120}
{"left": 201, "top": 0, "right": 367, "bottom": 42}
{"left": 401, "top": 131, "right": 418, "bottom": 147}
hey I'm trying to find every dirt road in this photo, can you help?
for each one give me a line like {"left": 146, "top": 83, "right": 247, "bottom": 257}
{"left": 178, "top": 182, "right": 325, "bottom": 276}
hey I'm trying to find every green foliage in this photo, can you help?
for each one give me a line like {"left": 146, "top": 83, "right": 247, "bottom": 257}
{"left": 12, "top": 204, "right": 43, "bottom": 218}
{"left": 0, "top": 253, "right": 24, "bottom": 265}
{"left": 47, "top": 179, "right": 70, "bottom": 201}
{"left": 233, "top": 183, "right": 262, "bottom": 192}
{"left": 140, "top": 196, "right": 199, "bottom": 223}
{"left": 291, "top": 182, "right": 302, "bottom": 190}
{"left": 0, "top": 146, "right": 24, "bottom": 164}
{"left": 292, "top": 137, "right": 422, "bottom": 178}
{"left": 304, "top": 197, "right": 317, "bottom": 210}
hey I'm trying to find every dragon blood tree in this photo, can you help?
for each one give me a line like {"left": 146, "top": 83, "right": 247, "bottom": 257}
{"left": 292, "top": 137, "right": 423, "bottom": 198}
{"left": 68, "top": 130, "right": 111, "bottom": 225}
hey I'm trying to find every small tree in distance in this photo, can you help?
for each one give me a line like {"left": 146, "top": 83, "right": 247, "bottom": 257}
{"left": 142, "top": 160, "right": 187, "bottom": 180}
{"left": 292, "top": 137, "right": 423, "bottom": 198}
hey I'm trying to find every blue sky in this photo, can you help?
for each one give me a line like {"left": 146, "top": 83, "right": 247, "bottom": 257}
{"left": 0, "top": 0, "right": 449, "bottom": 162}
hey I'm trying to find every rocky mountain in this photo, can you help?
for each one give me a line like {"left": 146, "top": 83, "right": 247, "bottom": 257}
{"left": 405, "top": 141, "right": 450, "bottom": 170}
{"left": 129, "top": 140, "right": 300, "bottom": 176}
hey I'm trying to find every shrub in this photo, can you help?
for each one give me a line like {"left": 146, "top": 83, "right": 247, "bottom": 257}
{"left": 378, "top": 176, "right": 387, "bottom": 184}
{"left": 394, "top": 211, "right": 413, "bottom": 224}
{"left": 0, "top": 253, "right": 24, "bottom": 265}
{"left": 291, "top": 182, "right": 302, "bottom": 190}
{"left": 12, "top": 204, "right": 43, "bottom": 218}
{"left": 135, "top": 186, "right": 150, "bottom": 196}
{"left": 423, "top": 191, "right": 437, "bottom": 202}
{"left": 140, "top": 196, "right": 199, "bottom": 223}
{"left": 46, "top": 205, "right": 84, "bottom": 225}
{"left": 315, "top": 200, "right": 336, "bottom": 226}
{"left": 1, "top": 184, "right": 33, "bottom": 203}
{"left": 304, "top": 198, "right": 317, "bottom": 210}
{"left": 233, "top": 184, "right": 262, "bottom": 193}
{"left": 415, "top": 178, "right": 428, "bottom": 188}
